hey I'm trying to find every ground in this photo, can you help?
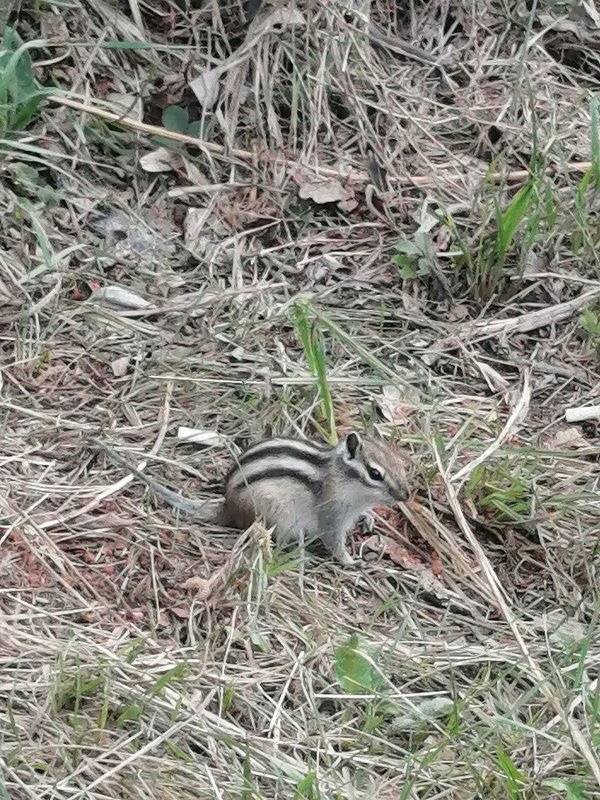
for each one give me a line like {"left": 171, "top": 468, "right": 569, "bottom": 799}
{"left": 1, "top": 0, "right": 600, "bottom": 798}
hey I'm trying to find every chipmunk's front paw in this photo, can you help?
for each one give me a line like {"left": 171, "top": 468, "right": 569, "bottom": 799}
{"left": 335, "top": 548, "right": 355, "bottom": 566}
{"left": 358, "top": 514, "right": 375, "bottom": 534}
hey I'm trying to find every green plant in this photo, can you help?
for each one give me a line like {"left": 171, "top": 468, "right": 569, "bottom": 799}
{"left": 292, "top": 302, "right": 337, "bottom": 444}
{"left": 294, "top": 772, "right": 321, "bottom": 800}
{"left": 0, "top": 27, "right": 48, "bottom": 133}
{"left": 162, "top": 105, "right": 201, "bottom": 137}
{"left": 543, "top": 778, "right": 589, "bottom": 799}
{"left": 580, "top": 305, "right": 600, "bottom": 357}
{"left": 334, "top": 633, "right": 383, "bottom": 695}
{"left": 572, "top": 95, "right": 600, "bottom": 255}
{"left": 496, "top": 746, "right": 528, "bottom": 799}
{"left": 466, "top": 462, "right": 532, "bottom": 524}
{"left": 450, "top": 172, "right": 540, "bottom": 302}
{"left": 393, "top": 231, "right": 432, "bottom": 279}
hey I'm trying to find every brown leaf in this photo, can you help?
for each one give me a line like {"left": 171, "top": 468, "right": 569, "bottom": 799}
{"left": 380, "top": 536, "right": 424, "bottom": 569}
{"left": 140, "top": 147, "right": 179, "bottom": 173}
{"left": 375, "top": 385, "right": 414, "bottom": 424}
{"left": 547, "top": 427, "right": 589, "bottom": 450}
{"left": 182, "top": 565, "right": 229, "bottom": 601}
{"left": 297, "top": 177, "right": 353, "bottom": 205}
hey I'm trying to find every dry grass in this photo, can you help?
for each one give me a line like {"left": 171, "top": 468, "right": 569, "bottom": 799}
{"left": 1, "top": 0, "right": 600, "bottom": 797}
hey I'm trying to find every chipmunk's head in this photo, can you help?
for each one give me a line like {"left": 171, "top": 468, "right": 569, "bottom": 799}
{"left": 339, "top": 431, "right": 410, "bottom": 505}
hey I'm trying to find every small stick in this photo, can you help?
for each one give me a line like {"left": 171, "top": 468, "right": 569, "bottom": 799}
{"left": 450, "top": 288, "right": 600, "bottom": 346}
{"left": 565, "top": 405, "right": 600, "bottom": 423}
{"left": 452, "top": 370, "right": 531, "bottom": 485}
{"left": 48, "top": 94, "right": 594, "bottom": 189}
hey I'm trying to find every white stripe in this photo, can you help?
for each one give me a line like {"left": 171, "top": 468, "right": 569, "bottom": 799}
{"left": 229, "top": 455, "right": 323, "bottom": 489}
{"left": 243, "top": 438, "right": 331, "bottom": 460}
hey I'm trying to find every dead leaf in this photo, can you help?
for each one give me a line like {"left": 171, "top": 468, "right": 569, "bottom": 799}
{"left": 547, "top": 427, "right": 589, "bottom": 450}
{"left": 297, "top": 176, "right": 353, "bottom": 205}
{"left": 182, "top": 562, "right": 230, "bottom": 602}
{"left": 181, "top": 575, "right": 218, "bottom": 601}
{"left": 89, "top": 285, "right": 153, "bottom": 310}
{"left": 364, "top": 534, "right": 448, "bottom": 597}
{"left": 183, "top": 159, "right": 209, "bottom": 185}
{"left": 431, "top": 551, "right": 443, "bottom": 579}
{"left": 338, "top": 197, "right": 359, "bottom": 212}
{"left": 171, "top": 605, "right": 190, "bottom": 619}
{"left": 189, "top": 68, "right": 220, "bottom": 111}
{"left": 377, "top": 535, "right": 424, "bottom": 570}
{"left": 95, "top": 211, "right": 160, "bottom": 258}
{"left": 40, "top": 12, "right": 69, "bottom": 41}
{"left": 375, "top": 385, "right": 413, "bottom": 424}
{"left": 140, "top": 147, "right": 179, "bottom": 173}
{"left": 249, "top": 2, "right": 306, "bottom": 35}
{"left": 111, "top": 356, "right": 130, "bottom": 377}
{"left": 177, "top": 427, "right": 226, "bottom": 446}
{"left": 475, "top": 360, "right": 511, "bottom": 398}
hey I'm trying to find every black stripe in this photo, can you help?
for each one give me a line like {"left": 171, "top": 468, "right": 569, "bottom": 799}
{"left": 341, "top": 460, "right": 367, "bottom": 483}
{"left": 236, "top": 467, "right": 322, "bottom": 491}
{"left": 238, "top": 444, "right": 331, "bottom": 468}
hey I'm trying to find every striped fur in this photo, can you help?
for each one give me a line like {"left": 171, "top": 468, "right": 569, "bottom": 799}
{"left": 222, "top": 432, "right": 410, "bottom": 563}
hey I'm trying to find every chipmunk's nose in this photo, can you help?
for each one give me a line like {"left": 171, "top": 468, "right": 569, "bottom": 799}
{"left": 393, "top": 485, "right": 410, "bottom": 503}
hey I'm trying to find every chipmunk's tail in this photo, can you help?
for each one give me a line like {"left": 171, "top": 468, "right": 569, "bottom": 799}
{"left": 97, "top": 440, "right": 222, "bottom": 523}
{"left": 146, "top": 481, "right": 223, "bottom": 522}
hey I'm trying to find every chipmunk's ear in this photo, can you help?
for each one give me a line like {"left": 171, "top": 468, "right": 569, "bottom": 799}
{"left": 344, "top": 431, "right": 362, "bottom": 459}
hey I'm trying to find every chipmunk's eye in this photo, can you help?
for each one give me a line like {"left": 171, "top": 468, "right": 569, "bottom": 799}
{"left": 368, "top": 467, "right": 384, "bottom": 482}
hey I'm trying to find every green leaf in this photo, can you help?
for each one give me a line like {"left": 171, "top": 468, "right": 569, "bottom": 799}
{"left": 0, "top": 27, "right": 45, "bottom": 133}
{"left": 6, "top": 161, "right": 39, "bottom": 192}
{"left": 294, "top": 772, "right": 320, "bottom": 799}
{"left": 102, "top": 40, "right": 152, "bottom": 50}
{"left": 116, "top": 700, "right": 144, "bottom": 728}
{"left": 162, "top": 105, "right": 189, "bottom": 134}
{"left": 16, "top": 197, "right": 53, "bottom": 269}
{"left": 543, "top": 778, "right": 589, "bottom": 800}
{"left": 497, "top": 745, "right": 526, "bottom": 800}
{"left": 581, "top": 307, "right": 600, "bottom": 336}
{"left": 335, "top": 634, "right": 382, "bottom": 694}
{"left": 249, "top": 631, "right": 271, "bottom": 654}
{"left": 591, "top": 94, "right": 600, "bottom": 189}
{"left": 149, "top": 662, "right": 187, "bottom": 696}
{"left": 222, "top": 684, "right": 235, "bottom": 713}
{"left": 292, "top": 302, "right": 337, "bottom": 444}
{"left": 395, "top": 239, "right": 420, "bottom": 256}
{"left": 187, "top": 120, "right": 201, "bottom": 138}
{"left": 12, "top": 92, "right": 44, "bottom": 129}
{"left": 393, "top": 253, "right": 416, "bottom": 279}
{"left": 164, "top": 739, "right": 192, "bottom": 761}
{"left": 495, "top": 180, "right": 536, "bottom": 262}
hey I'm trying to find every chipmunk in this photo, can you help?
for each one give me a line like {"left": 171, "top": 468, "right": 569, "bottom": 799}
{"left": 101, "top": 432, "right": 409, "bottom": 565}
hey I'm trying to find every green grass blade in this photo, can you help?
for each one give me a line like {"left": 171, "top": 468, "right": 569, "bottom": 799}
{"left": 591, "top": 94, "right": 600, "bottom": 189}
{"left": 292, "top": 303, "right": 337, "bottom": 443}
{"left": 495, "top": 180, "right": 536, "bottom": 263}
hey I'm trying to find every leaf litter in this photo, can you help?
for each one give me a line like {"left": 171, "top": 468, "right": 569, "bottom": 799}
{"left": 1, "top": 1, "right": 600, "bottom": 798}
